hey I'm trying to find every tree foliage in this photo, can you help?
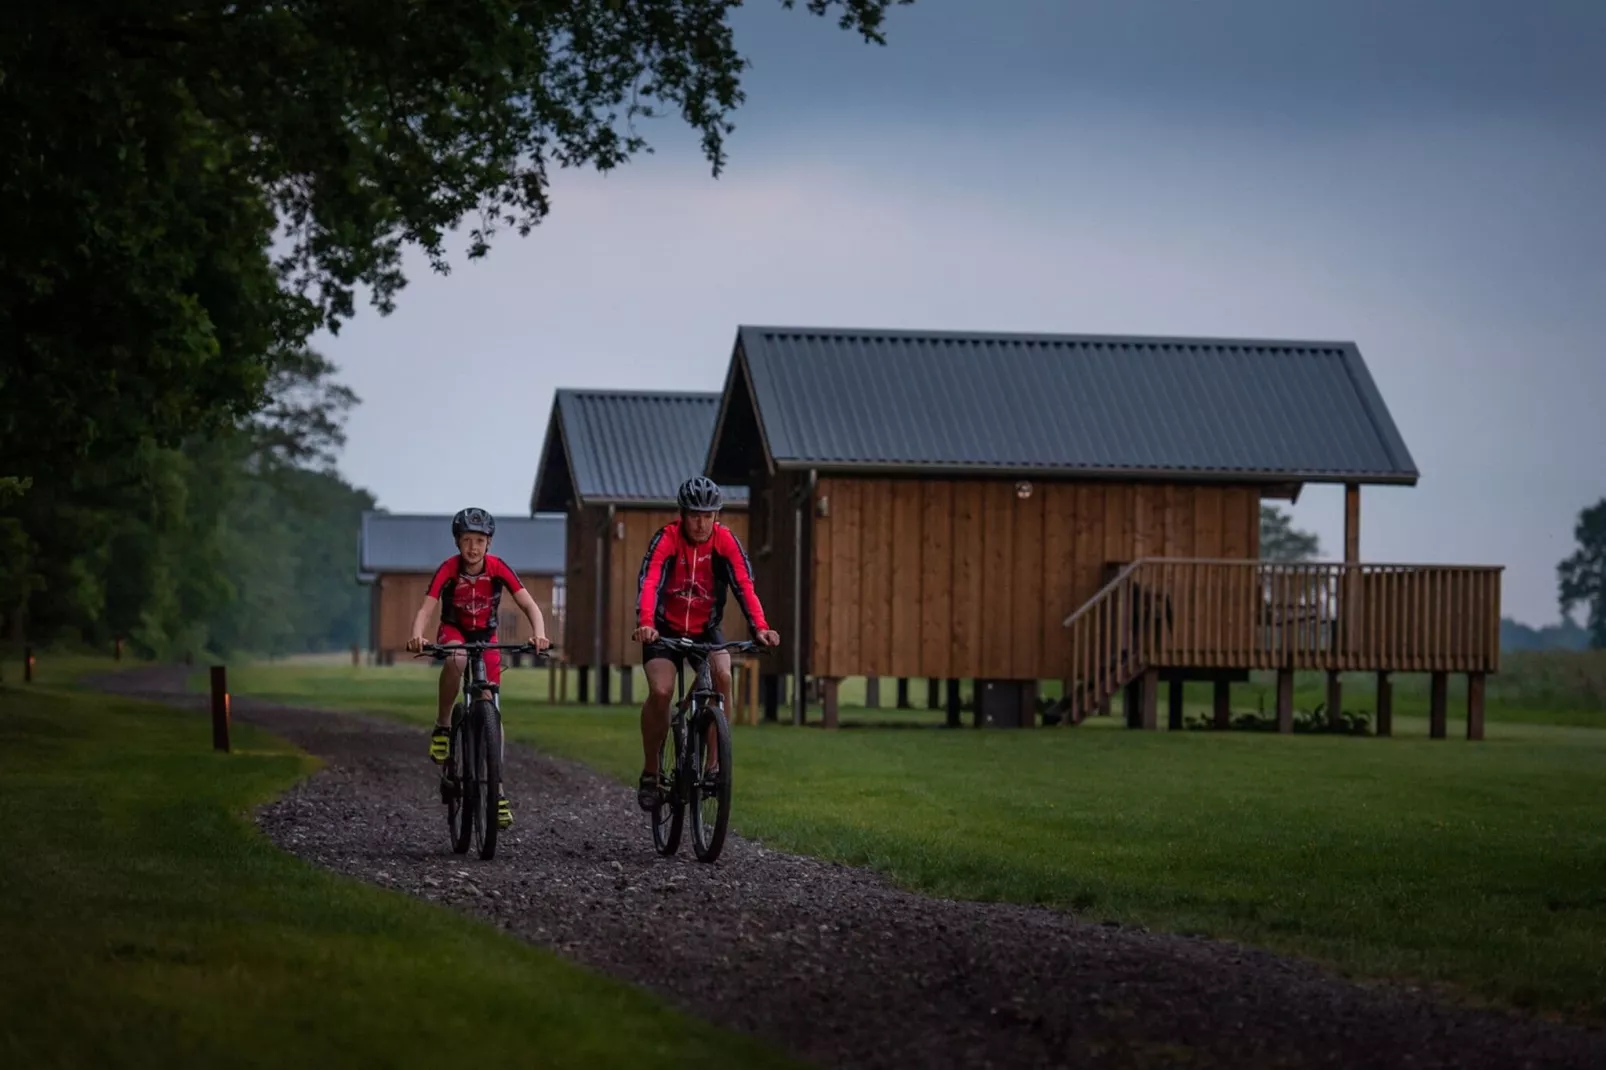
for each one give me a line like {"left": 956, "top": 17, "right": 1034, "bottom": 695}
{"left": 1259, "top": 505, "right": 1322, "bottom": 562}
{"left": 1558, "top": 498, "right": 1606, "bottom": 649}
{"left": 0, "top": 352, "right": 374, "bottom": 658}
{"left": 1, "top": 1, "right": 914, "bottom": 481}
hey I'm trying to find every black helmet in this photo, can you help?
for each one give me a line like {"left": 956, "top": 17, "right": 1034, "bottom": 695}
{"left": 677, "top": 476, "right": 723, "bottom": 513}
{"left": 451, "top": 507, "right": 496, "bottom": 539}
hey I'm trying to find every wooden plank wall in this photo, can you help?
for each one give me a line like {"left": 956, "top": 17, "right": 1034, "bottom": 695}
{"left": 563, "top": 504, "right": 604, "bottom": 666}
{"left": 808, "top": 477, "right": 1261, "bottom": 680}
{"left": 602, "top": 508, "right": 753, "bottom": 666}
{"left": 372, "top": 573, "right": 559, "bottom": 654}
{"left": 746, "top": 469, "right": 803, "bottom": 676}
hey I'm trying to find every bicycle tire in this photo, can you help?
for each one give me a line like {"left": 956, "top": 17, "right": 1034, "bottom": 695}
{"left": 451, "top": 716, "right": 475, "bottom": 854}
{"left": 689, "top": 702, "right": 733, "bottom": 863}
{"left": 476, "top": 699, "right": 502, "bottom": 860}
{"left": 651, "top": 719, "right": 685, "bottom": 856}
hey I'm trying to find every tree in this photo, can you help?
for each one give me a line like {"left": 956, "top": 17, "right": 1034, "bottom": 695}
{"left": 1558, "top": 498, "right": 1606, "bottom": 649}
{"left": 1260, "top": 504, "right": 1322, "bottom": 562}
{"left": 1, "top": 1, "right": 915, "bottom": 482}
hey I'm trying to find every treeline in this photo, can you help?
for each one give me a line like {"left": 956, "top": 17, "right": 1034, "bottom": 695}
{"left": 0, "top": 354, "right": 374, "bottom": 659}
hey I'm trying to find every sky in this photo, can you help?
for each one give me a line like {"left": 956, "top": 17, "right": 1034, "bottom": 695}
{"left": 315, "top": 0, "right": 1606, "bottom": 627}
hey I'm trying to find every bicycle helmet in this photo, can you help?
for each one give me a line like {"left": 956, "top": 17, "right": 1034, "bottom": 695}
{"left": 677, "top": 476, "right": 723, "bottom": 513}
{"left": 451, "top": 507, "right": 496, "bottom": 539}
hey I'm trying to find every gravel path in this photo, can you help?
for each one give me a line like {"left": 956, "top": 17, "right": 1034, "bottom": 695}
{"left": 91, "top": 666, "right": 1605, "bottom": 1070}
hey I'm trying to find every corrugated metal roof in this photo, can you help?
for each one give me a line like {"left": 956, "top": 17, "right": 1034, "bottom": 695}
{"left": 359, "top": 512, "right": 567, "bottom": 575}
{"left": 530, "top": 389, "right": 750, "bottom": 511}
{"left": 720, "top": 325, "right": 1418, "bottom": 484}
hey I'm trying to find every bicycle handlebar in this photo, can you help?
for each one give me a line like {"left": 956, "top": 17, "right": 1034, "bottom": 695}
{"left": 654, "top": 637, "right": 770, "bottom": 655}
{"left": 416, "top": 641, "right": 558, "bottom": 658}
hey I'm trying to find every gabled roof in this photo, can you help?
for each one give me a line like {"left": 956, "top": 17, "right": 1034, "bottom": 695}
{"left": 530, "top": 389, "right": 749, "bottom": 512}
{"left": 359, "top": 512, "right": 566, "bottom": 575}
{"left": 706, "top": 325, "right": 1419, "bottom": 485}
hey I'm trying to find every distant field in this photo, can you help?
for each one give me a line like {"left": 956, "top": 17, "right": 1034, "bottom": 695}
{"left": 0, "top": 659, "right": 795, "bottom": 1068}
{"left": 216, "top": 655, "right": 1606, "bottom": 1022}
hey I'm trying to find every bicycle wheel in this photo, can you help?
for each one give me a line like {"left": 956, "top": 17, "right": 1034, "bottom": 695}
{"left": 651, "top": 717, "right": 685, "bottom": 856}
{"left": 475, "top": 699, "right": 502, "bottom": 861}
{"left": 451, "top": 715, "right": 475, "bottom": 855}
{"left": 689, "top": 702, "right": 733, "bottom": 863}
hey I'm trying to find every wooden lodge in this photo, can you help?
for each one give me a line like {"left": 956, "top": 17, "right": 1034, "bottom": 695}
{"left": 704, "top": 325, "right": 1503, "bottom": 736}
{"left": 529, "top": 389, "right": 750, "bottom": 704}
{"left": 358, "top": 511, "right": 566, "bottom": 662}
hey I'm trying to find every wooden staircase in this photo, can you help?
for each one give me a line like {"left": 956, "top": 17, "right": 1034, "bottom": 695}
{"left": 1053, "top": 562, "right": 1152, "bottom": 724}
{"left": 1050, "top": 557, "right": 1504, "bottom": 727}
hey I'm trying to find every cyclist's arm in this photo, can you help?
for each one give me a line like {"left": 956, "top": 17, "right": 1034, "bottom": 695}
{"left": 410, "top": 559, "right": 456, "bottom": 645}
{"left": 408, "top": 596, "right": 439, "bottom": 644}
{"left": 511, "top": 587, "right": 549, "bottom": 646}
{"left": 717, "top": 527, "right": 770, "bottom": 633}
{"left": 636, "top": 527, "right": 675, "bottom": 629}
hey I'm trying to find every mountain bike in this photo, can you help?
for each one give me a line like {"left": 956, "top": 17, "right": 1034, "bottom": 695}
{"left": 649, "top": 637, "right": 765, "bottom": 864}
{"left": 419, "top": 640, "right": 554, "bottom": 861}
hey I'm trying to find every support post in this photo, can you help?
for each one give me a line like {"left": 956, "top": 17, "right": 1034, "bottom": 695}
{"left": 598, "top": 664, "right": 612, "bottom": 705}
{"left": 1167, "top": 676, "right": 1184, "bottom": 731}
{"left": 1213, "top": 678, "right": 1231, "bottom": 730}
{"left": 927, "top": 678, "right": 940, "bottom": 709}
{"left": 209, "top": 665, "right": 231, "bottom": 753}
{"left": 1343, "top": 482, "right": 1361, "bottom": 656}
{"left": 1429, "top": 672, "right": 1448, "bottom": 739}
{"left": 1375, "top": 672, "right": 1392, "bottom": 737}
{"left": 1326, "top": 670, "right": 1343, "bottom": 731}
{"left": 896, "top": 677, "right": 910, "bottom": 708}
{"left": 747, "top": 662, "right": 760, "bottom": 726}
{"left": 548, "top": 663, "right": 557, "bottom": 705}
{"left": 945, "top": 678, "right": 961, "bottom": 728}
{"left": 351, "top": 643, "right": 360, "bottom": 667}
{"left": 1123, "top": 678, "right": 1142, "bottom": 728}
{"left": 1140, "top": 668, "right": 1159, "bottom": 730}
{"left": 762, "top": 674, "right": 780, "bottom": 722}
{"left": 559, "top": 663, "right": 569, "bottom": 704}
{"left": 1275, "top": 668, "right": 1294, "bottom": 734}
{"left": 1466, "top": 672, "right": 1485, "bottom": 741}
{"left": 864, "top": 676, "right": 880, "bottom": 709}
{"left": 822, "top": 678, "right": 839, "bottom": 729}
{"left": 619, "top": 666, "right": 633, "bottom": 706}
{"left": 577, "top": 667, "right": 590, "bottom": 704}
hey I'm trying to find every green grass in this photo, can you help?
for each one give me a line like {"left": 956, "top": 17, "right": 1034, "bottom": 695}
{"left": 0, "top": 667, "right": 796, "bottom": 1069}
{"left": 218, "top": 658, "right": 1606, "bottom": 1022}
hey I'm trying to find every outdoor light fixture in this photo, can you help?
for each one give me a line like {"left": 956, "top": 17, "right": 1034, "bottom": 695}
{"left": 615, "top": 521, "right": 625, "bottom": 540}
{"left": 1015, "top": 481, "right": 1033, "bottom": 499}
{"left": 816, "top": 494, "right": 830, "bottom": 517}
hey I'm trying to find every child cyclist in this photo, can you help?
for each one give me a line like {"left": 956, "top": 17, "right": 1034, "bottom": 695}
{"left": 405, "top": 507, "right": 551, "bottom": 829}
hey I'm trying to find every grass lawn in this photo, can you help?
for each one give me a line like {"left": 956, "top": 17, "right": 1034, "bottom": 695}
{"left": 218, "top": 658, "right": 1606, "bottom": 1023}
{"left": 0, "top": 660, "right": 796, "bottom": 1069}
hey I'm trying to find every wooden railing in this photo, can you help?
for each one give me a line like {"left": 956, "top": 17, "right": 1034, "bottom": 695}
{"left": 1060, "top": 559, "right": 1503, "bottom": 719}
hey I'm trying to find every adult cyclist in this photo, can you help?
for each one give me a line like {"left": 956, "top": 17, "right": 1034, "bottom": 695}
{"left": 632, "top": 476, "right": 779, "bottom": 810}
{"left": 404, "top": 507, "right": 551, "bottom": 829}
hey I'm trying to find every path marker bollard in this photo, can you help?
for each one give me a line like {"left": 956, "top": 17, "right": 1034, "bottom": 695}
{"left": 210, "top": 665, "right": 231, "bottom": 753}
{"left": 24, "top": 645, "right": 35, "bottom": 683}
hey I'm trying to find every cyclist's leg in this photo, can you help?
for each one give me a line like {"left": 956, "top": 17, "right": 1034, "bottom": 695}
{"left": 705, "top": 638, "right": 732, "bottom": 775}
{"left": 478, "top": 637, "right": 513, "bottom": 828}
{"left": 639, "top": 646, "right": 678, "bottom": 808}
{"left": 431, "top": 625, "right": 468, "bottom": 762}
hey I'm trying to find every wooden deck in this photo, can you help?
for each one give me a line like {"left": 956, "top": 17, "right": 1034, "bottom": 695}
{"left": 1060, "top": 558, "right": 1503, "bottom": 727}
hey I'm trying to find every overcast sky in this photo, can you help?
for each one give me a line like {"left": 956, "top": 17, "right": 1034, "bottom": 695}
{"left": 316, "top": 0, "right": 1606, "bottom": 627}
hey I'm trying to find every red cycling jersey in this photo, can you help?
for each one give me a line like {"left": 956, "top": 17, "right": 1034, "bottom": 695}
{"left": 427, "top": 554, "right": 524, "bottom": 635}
{"left": 637, "top": 520, "right": 769, "bottom": 637}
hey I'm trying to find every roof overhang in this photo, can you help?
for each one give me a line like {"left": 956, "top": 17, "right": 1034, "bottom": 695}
{"left": 769, "top": 459, "right": 1419, "bottom": 487}
{"left": 705, "top": 335, "right": 777, "bottom": 484}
